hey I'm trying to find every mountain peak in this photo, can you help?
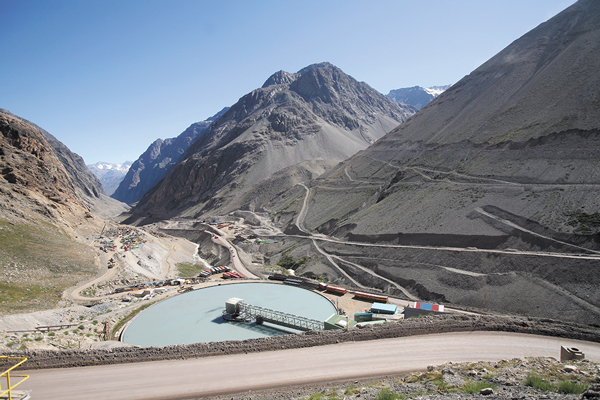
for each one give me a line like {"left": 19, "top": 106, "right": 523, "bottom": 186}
{"left": 296, "top": 62, "right": 336, "bottom": 75}
{"left": 128, "top": 62, "right": 414, "bottom": 220}
{"left": 261, "top": 63, "right": 340, "bottom": 89}
{"left": 387, "top": 85, "right": 451, "bottom": 110}
{"left": 262, "top": 70, "right": 300, "bottom": 88}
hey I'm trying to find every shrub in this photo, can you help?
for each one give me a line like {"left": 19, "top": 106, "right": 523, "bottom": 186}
{"left": 463, "top": 380, "right": 497, "bottom": 394}
{"left": 558, "top": 380, "right": 588, "bottom": 394}
{"left": 375, "top": 388, "right": 400, "bottom": 400}
{"left": 344, "top": 385, "right": 359, "bottom": 396}
{"left": 524, "top": 374, "right": 556, "bottom": 392}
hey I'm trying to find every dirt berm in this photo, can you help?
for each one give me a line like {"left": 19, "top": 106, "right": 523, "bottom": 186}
{"left": 2, "top": 314, "right": 599, "bottom": 370}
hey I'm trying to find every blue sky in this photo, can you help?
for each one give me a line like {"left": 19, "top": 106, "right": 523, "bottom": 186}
{"left": 1, "top": 0, "right": 576, "bottom": 164}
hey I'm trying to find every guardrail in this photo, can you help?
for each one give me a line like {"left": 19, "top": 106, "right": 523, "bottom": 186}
{"left": 0, "top": 356, "right": 29, "bottom": 400}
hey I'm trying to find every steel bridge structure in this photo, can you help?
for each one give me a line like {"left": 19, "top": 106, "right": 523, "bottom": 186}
{"left": 222, "top": 301, "right": 324, "bottom": 332}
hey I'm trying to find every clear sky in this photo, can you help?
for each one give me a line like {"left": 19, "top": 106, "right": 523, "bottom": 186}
{"left": 1, "top": 0, "right": 576, "bottom": 164}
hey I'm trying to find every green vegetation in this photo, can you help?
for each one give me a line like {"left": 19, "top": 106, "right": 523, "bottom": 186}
{"left": 308, "top": 392, "right": 339, "bottom": 400}
{"left": 344, "top": 385, "right": 360, "bottom": 396}
{"left": 462, "top": 380, "right": 496, "bottom": 394}
{"left": 524, "top": 374, "right": 588, "bottom": 394}
{"left": 111, "top": 303, "right": 152, "bottom": 339}
{"left": 0, "top": 218, "right": 96, "bottom": 315}
{"left": 524, "top": 374, "right": 556, "bottom": 391}
{"left": 82, "top": 287, "right": 97, "bottom": 296}
{"left": 557, "top": 380, "right": 588, "bottom": 394}
{"left": 277, "top": 254, "right": 308, "bottom": 271}
{"left": 375, "top": 388, "right": 401, "bottom": 400}
{"left": 176, "top": 262, "right": 207, "bottom": 277}
{"left": 566, "top": 211, "right": 600, "bottom": 234}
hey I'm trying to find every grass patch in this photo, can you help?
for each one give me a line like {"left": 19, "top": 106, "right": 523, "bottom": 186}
{"left": 176, "top": 262, "right": 207, "bottom": 277}
{"left": 344, "top": 385, "right": 360, "bottom": 396}
{"left": 462, "top": 380, "right": 496, "bottom": 394}
{"left": 524, "top": 374, "right": 588, "bottom": 394}
{"left": 375, "top": 388, "right": 401, "bottom": 400}
{"left": 308, "top": 392, "right": 339, "bottom": 400}
{"left": 0, "top": 219, "right": 96, "bottom": 315}
{"left": 277, "top": 253, "right": 308, "bottom": 271}
{"left": 110, "top": 303, "right": 152, "bottom": 339}
{"left": 524, "top": 374, "right": 556, "bottom": 391}
{"left": 558, "top": 380, "right": 588, "bottom": 394}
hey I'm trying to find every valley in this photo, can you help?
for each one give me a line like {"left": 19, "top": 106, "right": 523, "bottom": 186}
{"left": 2, "top": 1, "right": 600, "bottom": 398}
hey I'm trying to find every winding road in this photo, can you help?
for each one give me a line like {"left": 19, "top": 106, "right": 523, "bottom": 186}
{"left": 20, "top": 332, "right": 600, "bottom": 399}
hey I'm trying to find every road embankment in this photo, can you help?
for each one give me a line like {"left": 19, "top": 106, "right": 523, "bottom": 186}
{"left": 1, "top": 314, "right": 599, "bottom": 370}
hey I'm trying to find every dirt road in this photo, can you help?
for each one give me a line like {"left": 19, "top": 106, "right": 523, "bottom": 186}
{"left": 213, "top": 234, "right": 259, "bottom": 279}
{"left": 20, "top": 332, "right": 600, "bottom": 400}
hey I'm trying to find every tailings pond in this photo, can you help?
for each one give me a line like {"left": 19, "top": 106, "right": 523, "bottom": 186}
{"left": 122, "top": 282, "right": 337, "bottom": 347}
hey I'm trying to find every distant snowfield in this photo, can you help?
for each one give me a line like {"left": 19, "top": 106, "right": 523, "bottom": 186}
{"left": 423, "top": 85, "right": 450, "bottom": 97}
{"left": 87, "top": 161, "right": 132, "bottom": 195}
{"left": 88, "top": 161, "right": 132, "bottom": 175}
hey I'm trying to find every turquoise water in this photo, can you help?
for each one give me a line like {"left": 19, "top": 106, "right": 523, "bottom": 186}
{"left": 122, "top": 282, "right": 336, "bottom": 347}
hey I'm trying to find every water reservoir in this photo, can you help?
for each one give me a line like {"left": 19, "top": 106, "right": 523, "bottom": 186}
{"left": 122, "top": 282, "right": 336, "bottom": 347}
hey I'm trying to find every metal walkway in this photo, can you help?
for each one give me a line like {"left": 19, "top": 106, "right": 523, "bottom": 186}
{"left": 223, "top": 301, "right": 324, "bottom": 332}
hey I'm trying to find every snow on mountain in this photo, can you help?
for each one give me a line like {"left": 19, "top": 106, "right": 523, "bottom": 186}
{"left": 87, "top": 161, "right": 132, "bottom": 195}
{"left": 423, "top": 85, "right": 451, "bottom": 97}
{"left": 387, "top": 85, "right": 451, "bottom": 110}
{"left": 89, "top": 162, "right": 132, "bottom": 174}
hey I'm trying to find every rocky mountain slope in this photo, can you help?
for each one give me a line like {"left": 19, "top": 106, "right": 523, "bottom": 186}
{"left": 0, "top": 109, "right": 88, "bottom": 225}
{"left": 0, "top": 109, "right": 133, "bottom": 313}
{"left": 303, "top": 0, "right": 600, "bottom": 238}
{"left": 386, "top": 85, "right": 451, "bottom": 110}
{"left": 88, "top": 161, "right": 132, "bottom": 196}
{"left": 259, "top": 0, "right": 600, "bottom": 323}
{"left": 0, "top": 109, "right": 105, "bottom": 313}
{"left": 127, "top": 62, "right": 415, "bottom": 222}
{"left": 112, "top": 108, "right": 228, "bottom": 205}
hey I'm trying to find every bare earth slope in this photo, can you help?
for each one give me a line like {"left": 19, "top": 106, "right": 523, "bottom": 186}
{"left": 259, "top": 0, "right": 600, "bottom": 324}
{"left": 304, "top": 0, "right": 600, "bottom": 237}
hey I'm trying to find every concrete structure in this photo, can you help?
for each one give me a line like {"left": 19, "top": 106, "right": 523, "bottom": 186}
{"left": 324, "top": 314, "right": 357, "bottom": 330}
{"left": 356, "top": 320, "right": 386, "bottom": 328}
{"left": 560, "top": 346, "right": 585, "bottom": 362}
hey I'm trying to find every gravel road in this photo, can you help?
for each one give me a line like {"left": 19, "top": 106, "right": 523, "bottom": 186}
{"left": 17, "top": 331, "right": 600, "bottom": 400}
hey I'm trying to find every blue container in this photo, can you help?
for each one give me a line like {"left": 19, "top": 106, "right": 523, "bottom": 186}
{"left": 354, "top": 312, "right": 373, "bottom": 322}
{"left": 370, "top": 302, "right": 397, "bottom": 315}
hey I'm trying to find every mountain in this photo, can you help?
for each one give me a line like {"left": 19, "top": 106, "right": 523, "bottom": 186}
{"left": 0, "top": 109, "right": 129, "bottom": 222}
{"left": 126, "top": 62, "right": 415, "bottom": 222}
{"left": 386, "top": 85, "right": 451, "bottom": 110}
{"left": 263, "top": 0, "right": 600, "bottom": 323}
{"left": 0, "top": 109, "right": 130, "bottom": 314}
{"left": 111, "top": 108, "right": 228, "bottom": 205}
{"left": 0, "top": 109, "right": 87, "bottom": 225}
{"left": 87, "top": 161, "right": 132, "bottom": 196}
{"left": 303, "top": 0, "right": 600, "bottom": 237}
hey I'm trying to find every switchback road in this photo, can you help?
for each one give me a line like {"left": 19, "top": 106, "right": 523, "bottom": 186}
{"left": 21, "top": 332, "right": 600, "bottom": 400}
